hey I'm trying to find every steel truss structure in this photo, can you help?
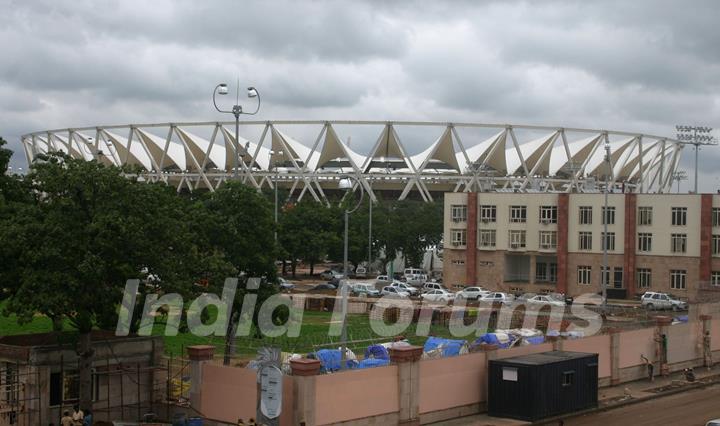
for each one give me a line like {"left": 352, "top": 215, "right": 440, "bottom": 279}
{"left": 22, "top": 121, "right": 684, "bottom": 202}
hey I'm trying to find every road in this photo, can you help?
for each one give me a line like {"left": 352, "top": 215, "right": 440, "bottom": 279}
{"left": 564, "top": 384, "right": 720, "bottom": 426}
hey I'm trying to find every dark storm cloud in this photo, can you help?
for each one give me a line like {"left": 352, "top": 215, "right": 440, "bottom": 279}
{"left": 1, "top": 0, "right": 719, "bottom": 189}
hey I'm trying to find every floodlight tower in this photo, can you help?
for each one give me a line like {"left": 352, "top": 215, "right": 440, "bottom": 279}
{"left": 676, "top": 126, "right": 717, "bottom": 193}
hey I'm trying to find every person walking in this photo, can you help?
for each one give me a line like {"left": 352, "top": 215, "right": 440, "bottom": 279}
{"left": 641, "top": 354, "right": 654, "bottom": 382}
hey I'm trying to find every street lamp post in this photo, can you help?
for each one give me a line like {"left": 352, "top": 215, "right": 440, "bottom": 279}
{"left": 675, "top": 126, "right": 716, "bottom": 193}
{"left": 213, "top": 81, "right": 261, "bottom": 179}
{"left": 270, "top": 150, "right": 283, "bottom": 242}
{"left": 338, "top": 175, "right": 365, "bottom": 368}
{"left": 602, "top": 138, "right": 611, "bottom": 312}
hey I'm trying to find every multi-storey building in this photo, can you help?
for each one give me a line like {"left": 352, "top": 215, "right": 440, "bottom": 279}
{"left": 444, "top": 192, "right": 720, "bottom": 298}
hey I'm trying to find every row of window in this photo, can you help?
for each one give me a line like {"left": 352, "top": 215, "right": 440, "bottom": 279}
{"left": 577, "top": 266, "right": 691, "bottom": 290}
{"left": 450, "top": 229, "right": 558, "bottom": 249}
{"left": 451, "top": 205, "right": 720, "bottom": 226}
{"left": 451, "top": 228, "right": 720, "bottom": 255}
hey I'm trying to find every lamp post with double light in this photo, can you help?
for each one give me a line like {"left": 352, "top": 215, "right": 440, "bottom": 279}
{"left": 213, "top": 82, "right": 261, "bottom": 179}
{"left": 338, "top": 175, "right": 365, "bottom": 367}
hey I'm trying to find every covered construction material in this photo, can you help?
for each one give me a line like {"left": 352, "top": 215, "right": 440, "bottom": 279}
{"left": 488, "top": 351, "right": 598, "bottom": 421}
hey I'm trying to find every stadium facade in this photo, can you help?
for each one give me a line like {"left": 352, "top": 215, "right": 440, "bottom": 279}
{"left": 22, "top": 121, "right": 685, "bottom": 202}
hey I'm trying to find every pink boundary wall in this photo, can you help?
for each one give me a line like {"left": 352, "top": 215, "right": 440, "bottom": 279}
{"left": 199, "top": 363, "right": 294, "bottom": 424}
{"left": 618, "top": 328, "right": 655, "bottom": 369}
{"left": 564, "top": 335, "right": 611, "bottom": 378}
{"left": 419, "top": 352, "right": 486, "bottom": 414}
{"left": 314, "top": 365, "right": 399, "bottom": 425}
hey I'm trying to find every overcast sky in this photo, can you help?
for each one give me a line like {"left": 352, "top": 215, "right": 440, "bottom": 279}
{"left": 2, "top": 0, "right": 719, "bottom": 191}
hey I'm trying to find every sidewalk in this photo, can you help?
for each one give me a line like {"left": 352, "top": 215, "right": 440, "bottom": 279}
{"left": 431, "top": 366, "right": 720, "bottom": 425}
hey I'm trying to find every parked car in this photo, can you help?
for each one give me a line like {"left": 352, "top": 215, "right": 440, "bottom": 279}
{"left": 390, "top": 281, "right": 419, "bottom": 296}
{"left": 421, "top": 282, "right": 449, "bottom": 293}
{"left": 309, "top": 283, "right": 337, "bottom": 292}
{"left": 478, "top": 292, "right": 514, "bottom": 304}
{"left": 375, "top": 275, "right": 391, "bottom": 286}
{"left": 421, "top": 289, "right": 455, "bottom": 303}
{"left": 352, "top": 283, "right": 380, "bottom": 297}
{"left": 525, "top": 294, "right": 566, "bottom": 307}
{"left": 405, "top": 273, "right": 428, "bottom": 286}
{"left": 641, "top": 292, "right": 687, "bottom": 311}
{"left": 354, "top": 266, "right": 367, "bottom": 278}
{"left": 277, "top": 277, "right": 295, "bottom": 291}
{"left": 455, "top": 286, "right": 490, "bottom": 300}
{"left": 320, "top": 269, "right": 340, "bottom": 280}
{"left": 381, "top": 286, "right": 410, "bottom": 298}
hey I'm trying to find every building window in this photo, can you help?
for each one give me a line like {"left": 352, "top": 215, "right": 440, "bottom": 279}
{"left": 579, "top": 232, "right": 593, "bottom": 250}
{"left": 637, "top": 268, "right": 651, "bottom": 289}
{"left": 509, "top": 230, "right": 526, "bottom": 249}
{"left": 50, "top": 370, "right": 79, "bottom": 406}
{"left": 562, "top": 371, "right": 575, "bottom": 387}
{"left": 601, "top": 232, "right": 616, "bottom": 251}
{"left": 579, "top": 206, "right": 593, "bottom": 225}
{"left": 480, "top": 205, "right": 496, "bottom": 222}
{"left": 638, "top": 233, "right": 652, "bottom": 253}
{"left": 670, "top": 269, "right": 686, "bottom": 290}
{"left": 671, "top": 207, "right": 687, "bottom": 226}
{"left": 713, "top": 208, "right": 720, "bottom": 227}
{"left": 638, "top": 206, "right": 653, "bottom": 226}
{"left": 536, "top": 262, "right": 558, "bottom": 283}
{"left": 713, "top": 235, "right": 720, "bottom": 255}
{"left": 539, "top": 231, "right": 557, "bottom": 249}
{"left": 451, "top": 205, "right": 467, "bottom": 222}
{"left": 450, "top": 229, "right": 466, "bottom": 246}
{"left": 671, "top": 233, "right": 687, "bottom": 253}
{"left": 602, "top": 206, "right": 616, "bottom": 225}
{"left": 712, "top": 271, "right": 720, "bottom": 287}
{"left": 578, "top": 266, "right": 592, "bottom": 285}
{"left": 452, "top": 260, "right": 465, "bottom": 266}
{"left": 509, "top": 205, "right": 527, "bottom": 223}
{"left": 478, "top": 229, "right": 496, "bottom": 248}
{"left": 539, "top": 206, "right": 558, "bottom": 224}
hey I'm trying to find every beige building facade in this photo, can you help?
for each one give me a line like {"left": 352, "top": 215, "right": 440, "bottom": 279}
{"left": 444, "top": 192, "right": 720, "bottom": 298}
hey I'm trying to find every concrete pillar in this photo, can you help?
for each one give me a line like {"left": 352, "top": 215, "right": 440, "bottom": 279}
{"left": 557, "top": 193, "right": 569, "bottom": 294}
{"left": 290, "top": 358, "right": 321, "bottom": 426}
{"left": 700, "top": 194, "right": 713, "bottom": 283}
{"left": 529, "top": 253, "right": 536, "bottom": 286}
{"left": 654, "top": 316, "right": 672, "bottom": 376}
{"left": 186, "top": 345, "right": 215, "bottom": 411}
{"left": 389, "top": 345, "right": 424, "bottom": 425}
{"left": 477, "top": 343, "right": 498, "bottom": 406}
{"left": 623, "top": 193, "right": 637, "bottom": 298}
{"left": 609, "top": 328, "right": 621, "bottom": 385}
{"left": 547, "top": 335, "right": 564, "bottom": 351}
{"left": 466, "top": 192, "right": 478, "bottom": 286}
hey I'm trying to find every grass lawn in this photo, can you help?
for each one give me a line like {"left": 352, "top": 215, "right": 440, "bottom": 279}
{"left": 1, "top": 303, "right": 462, "bottom": 358}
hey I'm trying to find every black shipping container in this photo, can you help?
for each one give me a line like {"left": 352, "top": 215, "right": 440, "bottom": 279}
{"left": 488, "top": 351, "right": 598, "bottom": 422}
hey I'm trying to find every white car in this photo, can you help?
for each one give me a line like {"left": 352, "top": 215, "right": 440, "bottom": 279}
{"left": 375, "top": 275, "right": 391, "bottom": 286}
{"left": 390, "top": 281, "right": 419, "bottom": 296}
{"left": 478, "top": 292, "right": 514, "bottom": 304}
{"left": 641, "top": 292, "right": 687, "bottom": 311}
{"left": 354, "top": 266, "right": 367, "bottom": 278}
{"left": 381, "top": 286, "right": 409, "bottom": 298}
{"left": 525, "top": 295, "right": 566, "bottom": 307}
{"left": 422, "top": 282, "right": 450, "bottom": 293}
{"left": 421, "top": 289, "right": 455, "bottom": 303}
{"left": 455, "top": 286, "right": 490, "bottom": 300}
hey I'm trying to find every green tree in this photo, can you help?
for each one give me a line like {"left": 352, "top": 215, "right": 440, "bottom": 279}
{"left": 279, "top": 200, "right": 339, "bottom": 277}
{"left": 197, "top": 182, "right": 279, "bottom": 362}
{"left": 0, "top": 153, "right": 205, "bottom": 410}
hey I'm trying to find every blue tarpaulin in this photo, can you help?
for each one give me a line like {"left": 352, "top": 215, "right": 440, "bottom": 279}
{"left": 423, "top": 337, "right": 466, "bottom": 357}
{"left": 474, "top": 333, "right": 517, "bottom": 349}
{"left": 364, "top": 344, "right": 390, "bottom": 360}
{"left": 314, "top": 349, "right": 357, "bottom": 372}
{"left": 357, "top": 358, "right": 391, "bottom": 369}
{"left": 524, "top": 335, "right": 545, "bottom": 345}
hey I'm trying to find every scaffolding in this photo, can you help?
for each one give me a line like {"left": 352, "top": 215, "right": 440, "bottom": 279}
{"left": 0, "top": 362, "right": 41, "bottom": 426}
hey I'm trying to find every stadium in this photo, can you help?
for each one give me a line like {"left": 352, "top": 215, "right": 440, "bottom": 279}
{"left": 21, "top": 121, "right": 685, "bottom": 202}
